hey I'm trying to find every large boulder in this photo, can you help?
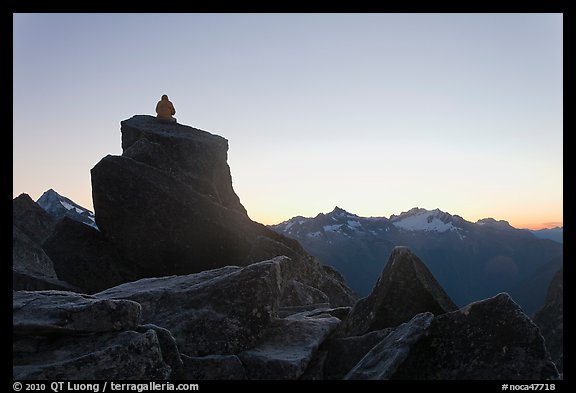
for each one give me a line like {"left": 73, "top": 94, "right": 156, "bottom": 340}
{"left": 13, "top": 193, "right": 56, "bottom": 244}
{"left": 13, "top": 226, "right": 75, "bottom": 291}
{"left": 91, "top": 115, "right": 268, "bottom": 277}
{"left": 390, "top": 293, "right": 559, "bottom": 380}
{"left": 13, "top": 290, "right": 174, "bottom": 380}
{"left": 97, "top": 258, "right": 288, "bottom": 356}
{"left": 119, "top": 115, "right": 245, "bottom": 213}
{"left": 533, "top": 267, "right": 563, "bottom": 372}
{"left": 13, "top": 329, "right": 171, "bottom": 380}
{"left": 90, "top": 116, "right": 355, "bottom": 308}
{"left": 238, "top": 311, "right": 341, "bottom": 380}
{"left": 338, "top": 247, "right": 457, "bottom": 337}
{"left": 13, "top": 290, "right": 141, "bottom": 335}
{"left": 345, "top": 313, "right": 434, "bottom": 380}
{"left": 42, "top": 217, "right": 136, "bottom": 293}
{"left": 12, "top": 194, "right": 69, "bottom": 290}
{"left": 320, "top": 327, "right": 394, "bottom": 379}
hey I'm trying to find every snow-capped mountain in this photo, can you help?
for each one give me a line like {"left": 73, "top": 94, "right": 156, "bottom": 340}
{"left": 390, "top": 207, "right": 467, "bottom": 233}
{"left": 36, "top": 189, "right": 97, "bottom": 229}
{"left": 271, "top": 206, "right": 562, "bottom": 314}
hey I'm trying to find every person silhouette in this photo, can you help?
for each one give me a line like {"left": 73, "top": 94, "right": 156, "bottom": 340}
{"left": 156, "top": 94, "right": 177, "bottom": 123}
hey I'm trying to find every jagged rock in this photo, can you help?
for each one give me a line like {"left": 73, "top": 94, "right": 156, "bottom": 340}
{"left": 135, "top": 324, "right": 183, "bottom": 373}
{"left": 345, "top": 313, "right": 434, "bottom": 380}
{"left": 90, "top": 116, "right": 355, "bottom": 308}
{"left": 97, "top": 258, "right": 288, "bottom": 356}
{"left": 42, "top": 217, "right": 136, "bottom": 293}
{"left": 13, "top": 193, "right": 57, "bottom": 244}
{"left": 12, "top": 194, "right": 64, "bottom": 290}
{"left": 338, "top": 247, "right": 457, "bottom": 337}
{"left": 238, "top": 312, "right": 341, "bottom": 380}
{"left": 322, "top": 327, "right": 394, "bottom": 379}
{"left": 13, "top": 329, "right": 171, "bottom": 380}
{"left": 280, "top": 280, "right": 329, "bottom": 307}
{"left": 13, "top": 224, "right": 55, "bottom": 280}
{"left": 120, "top": 115, "right": 245, "bottom": 213}
{"left": 91, "top": 116, "right": 263, "bottom": 277}
{"left": 13, "top": 290, "right": 141, "bottom": 335}
{"left": 174, "top": 354, "right": 246, "bottom": 380}
{"left": 533, "top": 267, "right": 563, "bottom": 372}
{"left": 390, "top": 293, "right": 559, "bottom": 380}
{"left": 13, "top": 225, "right": 76, "bottom": 291}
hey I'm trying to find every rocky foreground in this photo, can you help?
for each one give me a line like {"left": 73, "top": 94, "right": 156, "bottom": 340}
{"left": 13, "top": 116, "right": 561, "bottom": 379}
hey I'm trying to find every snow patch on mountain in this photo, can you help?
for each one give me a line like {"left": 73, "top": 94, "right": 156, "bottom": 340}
{"left": 324, "top": 224, "right": 342, "bottom": 232}
{"left": 347, "top": 220, "right": 362, "bottom": 229}
{"left": 391, "top": 208, "right": 456, "bottom": 233}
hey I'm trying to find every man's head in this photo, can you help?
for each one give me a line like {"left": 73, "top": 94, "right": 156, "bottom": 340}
{"left": 161, "top": 94, "right": 168, "bottom": 100}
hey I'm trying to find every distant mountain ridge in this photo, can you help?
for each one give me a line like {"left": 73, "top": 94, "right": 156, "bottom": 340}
{"left": 36, "top": 189, "right": 97, "bottom": 229}
{"left": 271, "top": 206, "right": 562, "bottom": 314}
{"left": 530, "top": 227, "right": 563, "bottom": 244}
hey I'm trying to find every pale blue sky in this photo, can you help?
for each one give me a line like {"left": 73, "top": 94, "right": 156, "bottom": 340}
{"left": 13, "top": 13, "right": 563, "bottom": 228}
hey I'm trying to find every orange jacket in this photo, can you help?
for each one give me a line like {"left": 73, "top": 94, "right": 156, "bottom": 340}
{"left": 156, "top": 97, "right": 176, "bottom": 119}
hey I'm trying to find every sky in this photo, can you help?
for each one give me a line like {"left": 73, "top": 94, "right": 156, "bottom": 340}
{"left": 13, "top": 13, "right": 563, "bottom": 229}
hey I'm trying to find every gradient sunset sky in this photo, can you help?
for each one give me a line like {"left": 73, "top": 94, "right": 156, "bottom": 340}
{"left": 13, "top": 13, "right": 563, "bottom": 229}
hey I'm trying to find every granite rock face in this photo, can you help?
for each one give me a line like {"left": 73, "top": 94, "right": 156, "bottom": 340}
{"left": 13, "top": 290, "right": 172, "bottom": 380}
{"left": 12, "top": 194, "right": 64, "bottom": 290}
{"left": 390, "top": 293, "right": 559, "bottom": 380}
{"left": 319, "top": 328, "right": 394, "bottom": 379}
{"left": 345, "top": 312, "right": 434, "bottom": 380}
{"left": 90, "top": 115, "right": 355, "bottom": 307}
{"left": 97, "top": 258, "right": 288, "bottom": 356}
{"left": 338, "top": 247, "right": 457, "bottom": 337}
{"left": 533, "top": 267, "right": 563, "bottom": 372}
{"left": 13, "top": 329, "right": 171, "bottom": 380}
{"left": 238, "top": 311, "right": 341, "bottom": 380}
{"left": 42, "top": 218, "right": 135, "bottom": 293}
{"left": 13, "top": 290, "right": 141, "bottom": 335}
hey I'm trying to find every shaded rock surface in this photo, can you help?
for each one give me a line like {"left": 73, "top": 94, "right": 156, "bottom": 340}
{"left": 174, "top": 355, "right": 246, "bottom": 380}
{"left": 13, "top": 193, "right": 57, "bottom": 244}
{"left": 13, "top": 290, "right": 141, "bottom": 335}
{"left": 90, "top": 116, "right": 355, "bottom": 307}
{"left": 338, "top": 246, "right": 457, "bottom": 337}
{"left": 135, "top": 324, "right": 183, "bottom": 373}
{"left": 42, "top": 217, "right": 136, "bottom": 293}
{"left": 97, "top": 258, "right": 287, "bottom": 356}
{"left": 13, "top": 329, "right": 170, "bottom": 380}
{"left": 238, "top": 312, "right": 341, "bottom": 380}
{"left": 120, "top": 116, "right": 245, "bottom": 213}
{"left": 12, "top": 194, "right": 66, "bottom": 290}
{"left": 13, "top": 225, "right": 76, "bottom": 291}
{"left": 91, "top": 116, "right": 276, "bottom": 276}
{"left": 390, "top": 293, "right": 559, "bottom": 380}
{"left": 345, "top": 312, "right": 434, "bottom": 380}
{"left": 533, "top": 267, "right": 563, "bottom": 372}
{"left": 321, "top": 327, "right": 394, "bottom": 379}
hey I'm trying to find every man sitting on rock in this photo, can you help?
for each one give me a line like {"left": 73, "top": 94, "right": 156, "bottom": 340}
{"left": 156, "top": 94, "right": 177, "bottom": 123}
